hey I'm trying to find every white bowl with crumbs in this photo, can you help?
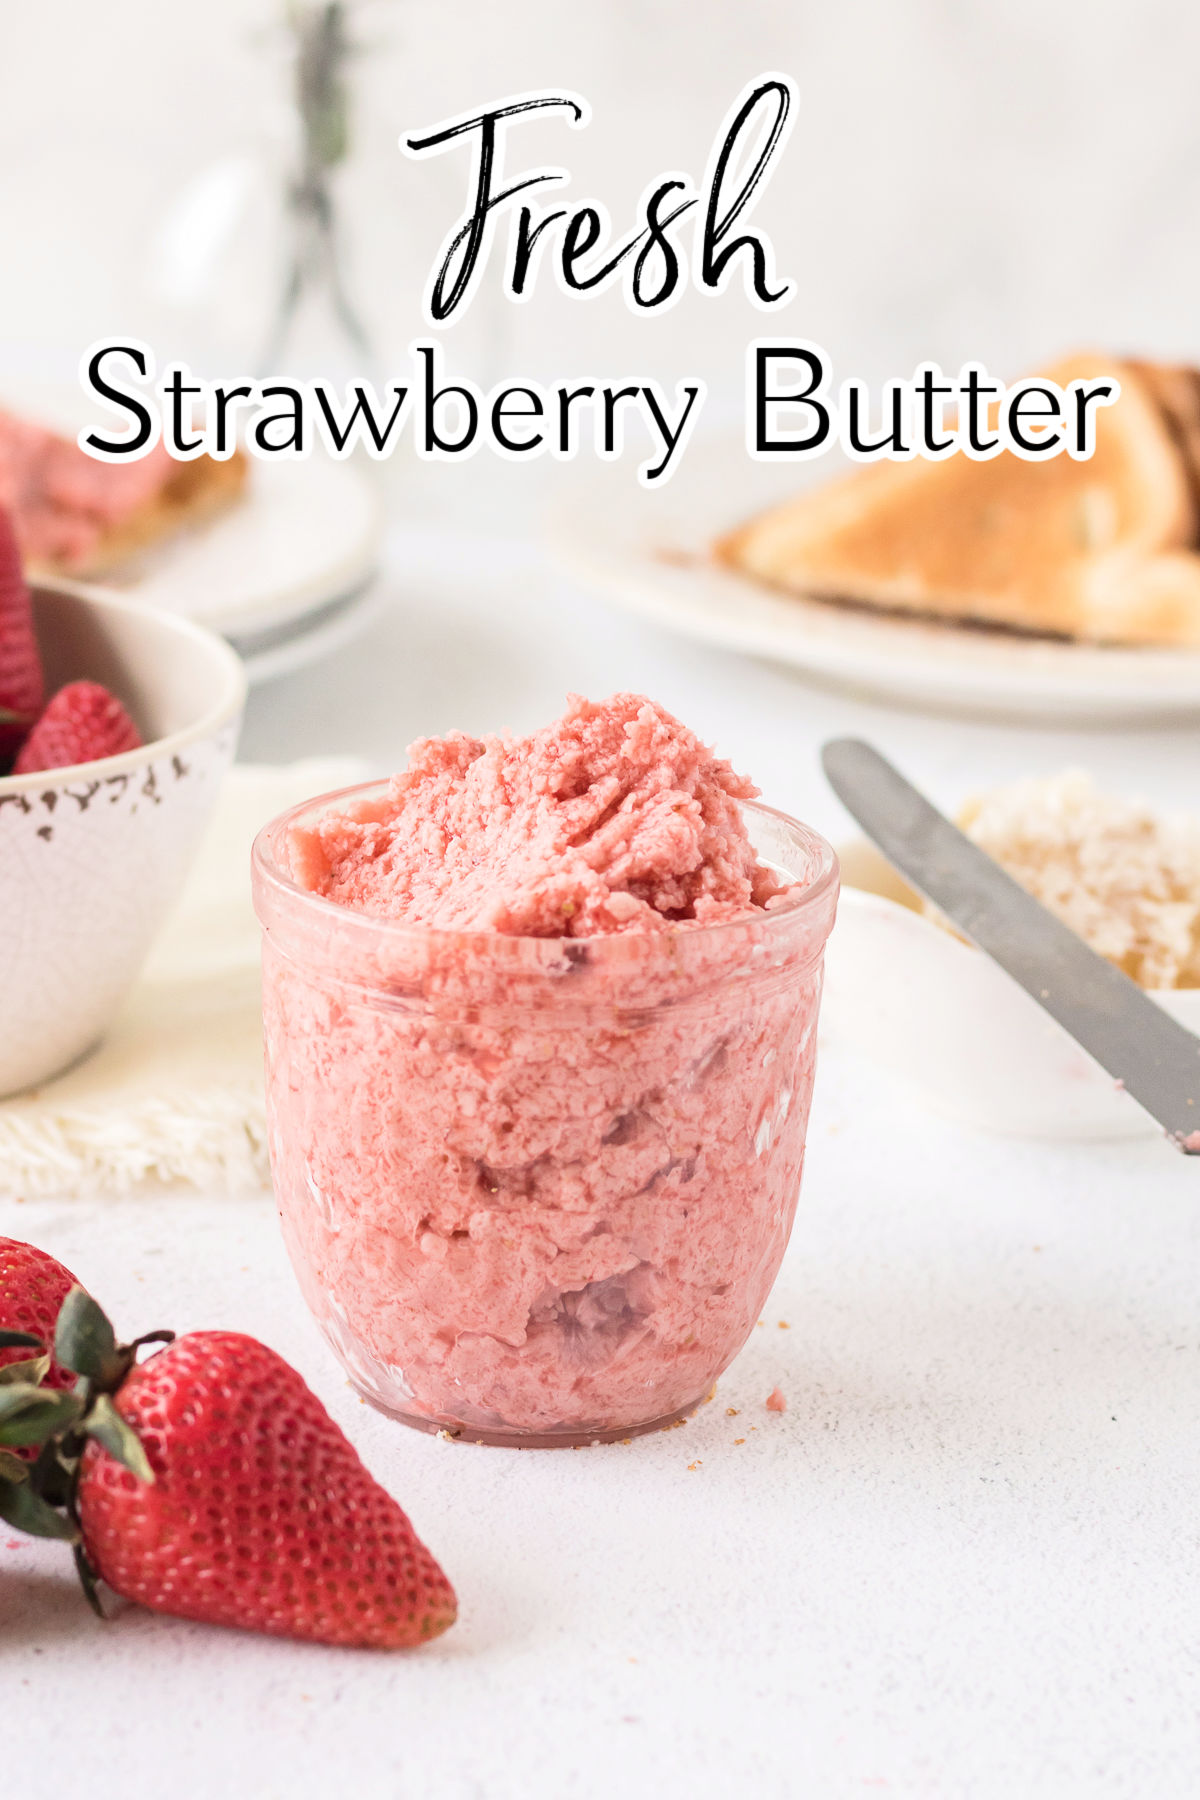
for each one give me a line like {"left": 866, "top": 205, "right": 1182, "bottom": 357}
{"left": 822, "top": 773, "right": 1200, "bottom": 1141}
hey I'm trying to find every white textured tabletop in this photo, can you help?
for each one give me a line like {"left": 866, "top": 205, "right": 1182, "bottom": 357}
{"left": 6, "top": 501, "right": 1200, "bottom": 1800}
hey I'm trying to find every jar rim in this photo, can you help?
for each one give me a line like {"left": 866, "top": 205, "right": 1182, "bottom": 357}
{"left": 251, "top": 778, "right": 840, "bottom": 957}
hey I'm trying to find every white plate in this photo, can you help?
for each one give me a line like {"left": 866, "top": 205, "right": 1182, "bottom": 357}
{"left": 549, "top": 436, "right": 1200, "bottom": 723}
{"left": 823, "top": 880, "right": 1200, "bottom": 1142}
{"left": 115, "top": 456, "right": 385, "bottom": 639}
{"left": 0, "top": 381, "right": 384, "bottom": 642}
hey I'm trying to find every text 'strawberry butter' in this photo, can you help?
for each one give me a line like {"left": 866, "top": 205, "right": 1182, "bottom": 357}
{"left": 252, "top": 696, "right": 838, "bottom": 1446}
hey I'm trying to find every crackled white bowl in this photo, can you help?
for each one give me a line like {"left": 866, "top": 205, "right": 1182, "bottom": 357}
{"left": 0, "top": 582, "right": 245, "bottom": 1097}
{"left": 823, "top": 842, "right": 1200, "bottom": 1141}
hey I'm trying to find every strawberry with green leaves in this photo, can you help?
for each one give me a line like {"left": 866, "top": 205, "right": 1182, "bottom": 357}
{"left": 0, "top": 1261, "right": 456, "bottom": 1650}
{"left": 0, "top": 1237, "right": 81, "bottom": 1460}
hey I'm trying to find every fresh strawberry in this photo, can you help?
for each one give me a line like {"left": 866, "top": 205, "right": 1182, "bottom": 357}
{"left": 75, "top": 1330, "right": 456, "bottom": 1648}
{"left": 0, "top": 1279, "right": 457, "bottom": 1649}
{"left": 0, "top": 506, "right": 43, "bottom": 762}
{"left": 13, "top": 679, "right": 142, "bottom": 775}
{"left": 0, "top": 1235, "right": 79, "bottom": 1389}
{"left": 0, "top": 1237, "right": 81, "bottom": 1466}
{"left": 1, "top": 1284, "right": 457, "bottom": 1648}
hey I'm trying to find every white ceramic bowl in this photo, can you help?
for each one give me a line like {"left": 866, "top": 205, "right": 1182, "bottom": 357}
{"left": 0, "top": 581, "right": 246, "bottom": 1096}
{"left": 823, "top": 843, "right": 1200, "bottom": 1140}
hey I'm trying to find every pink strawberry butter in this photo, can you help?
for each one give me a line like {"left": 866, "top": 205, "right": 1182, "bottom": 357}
{"left": 253, "top": 695, "right": 838, "bottom": 1445}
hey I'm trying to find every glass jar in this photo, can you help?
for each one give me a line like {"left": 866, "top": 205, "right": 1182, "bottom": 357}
{"left": 252, "top": 785, "right": 839, "bottom": 1447}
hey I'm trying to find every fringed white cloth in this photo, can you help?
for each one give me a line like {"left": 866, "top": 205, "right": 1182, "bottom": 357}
{"left": 0, "top": 758, "right": 369, "bottom": 1199}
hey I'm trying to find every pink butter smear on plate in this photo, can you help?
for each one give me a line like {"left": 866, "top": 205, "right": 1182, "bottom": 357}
{"left": 258, "top": 695, "right": 837, "bottom": 1442}
{"left": 0, "top": 410, "right": 174, "bottom": 569}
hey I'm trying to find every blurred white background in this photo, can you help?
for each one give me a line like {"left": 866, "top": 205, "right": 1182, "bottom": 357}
{"left": 2, "top": 0, "right": 1198, "bottom": 436}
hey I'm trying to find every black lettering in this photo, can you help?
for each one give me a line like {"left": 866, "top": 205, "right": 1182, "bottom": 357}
{"left": 557, "top": 384, "right": 595, "bottom": 452}
{"left": 560, "top": 207, "right": 643, "bottom": 292}
{"left": 640, "top": 384, "right": 704, "bottom": 482}
{"left": 631, "top": 181, "right": 696, "bottom": 308}
{"left": 602, "top": 386, "right": 641, "bottom": 454}
{"left": 914, "top": 368, "right": 955, "bottom": 455}
{"left": 214, "top": 384, "right": 252, "bottom": 457}
{"left": 164, "top": 367, "right": 204, "bottom": 455}
{"left": 754, "top": 348, "right": 830, "bottom": 453}
{"left": 700, "top": 79, "right": 793, "bottom": 303}
{"left": 510, "top": 205, "right": 567, "bottom": 296}
{"left": 491, "top": 386, "right": 544, "bottom": 453}
{"left": 962, "top": 367, "right": 1001, "bottom": 454}
{"left": 560, "top": 208, "right": 601, "bottom": 285}
{"left": 81, "top": 344, "right": 154, "bottom": 457}
{"left": 1072, "top": 381, "right": 1116, "bottom": 456}
{"left": 419, "top": 345, "right": 478, "bottom": 453}
{"left": 252, "top": 386, "right": 306, "bottom": 454}
{"left": 315, "top": 384, "right": 408, "bottom": 454}
{"left": 405, "top": 97, "right": 582, "bottom": 321}
{"left": 1006, "top": 383, "right": 1062, "bottom": 454}
{"left": 845, "top": 381, "right": 909, "bottom": 457}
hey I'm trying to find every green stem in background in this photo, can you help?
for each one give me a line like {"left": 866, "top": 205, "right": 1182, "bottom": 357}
{"left": 290, "top": 0, "right": 352, "bottom": 174}
{"left": 262, "top": 3, "right": 371, "bottom": 370}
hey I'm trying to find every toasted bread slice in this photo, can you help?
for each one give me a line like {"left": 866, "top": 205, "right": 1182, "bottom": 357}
{"left": 1125, "top": 360, "right": 1200, "bottom": 514}
{"left": 1078, "top": 548, "right": 1200, "bottom": 646}
{"left": 25, "top": 452, "right": 249, "bottom": 581}
{"left": 718, "top": 354, "right": 1200, "bottom": 645}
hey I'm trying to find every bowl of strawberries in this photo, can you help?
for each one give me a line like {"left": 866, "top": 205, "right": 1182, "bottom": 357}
{"left": 0, "top": 510, "right": 245, "bottom": 1096}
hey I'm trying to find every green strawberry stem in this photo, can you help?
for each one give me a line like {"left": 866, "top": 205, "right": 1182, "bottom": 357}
{"left": 0, "top": 1286, "right": 173, "bottom": 1612}
{"left": 0, "top": 1383, "right": 83, "bottom": 1447}
{"left": 0, "top": 1352, "right": 50, "bottom": 1386}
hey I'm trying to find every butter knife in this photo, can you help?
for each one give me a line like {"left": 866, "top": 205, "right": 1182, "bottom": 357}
{"left": 821, "top": 738, "right": 1200, "bottom": 1153}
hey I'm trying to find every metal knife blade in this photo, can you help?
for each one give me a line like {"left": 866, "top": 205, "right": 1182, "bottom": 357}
{"left": 821, "top": 737, "right": 1200, "bottom": 1153}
